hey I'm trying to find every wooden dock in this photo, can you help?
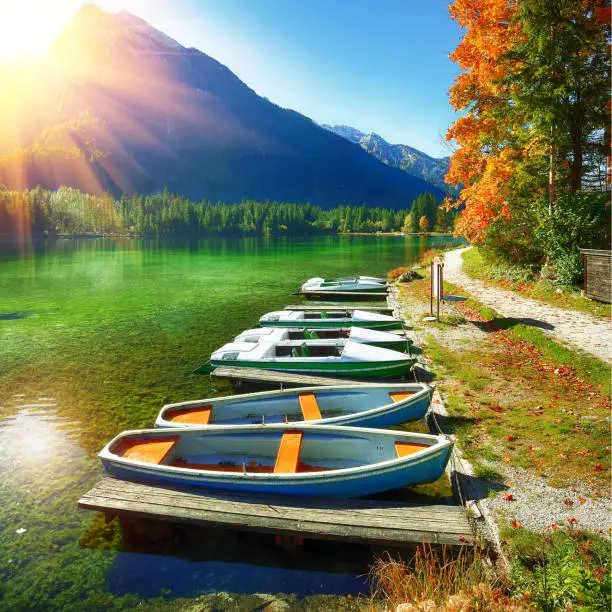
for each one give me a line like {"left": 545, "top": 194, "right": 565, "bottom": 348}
{"left": 284, "top": 304, "right": 393, "bottom": 314}
{"left": 298, "top": 291, "right": 388, "bottom": 299}
{"left": 211, "top": 366, "right": 372, "bottom": 387}
{"left": 78, "top": 477, "right": 472, "bottom": 546}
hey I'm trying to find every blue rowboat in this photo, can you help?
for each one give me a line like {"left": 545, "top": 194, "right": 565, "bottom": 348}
{"left": 98, "top": 424, "right": 452, "bottom": 497}
{"left": 155, "top": 383, "right": 431, "bottom": 429}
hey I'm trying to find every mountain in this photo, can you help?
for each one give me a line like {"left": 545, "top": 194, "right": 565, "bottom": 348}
{"left": 0, "top": 5, "right": 444, "bottom": 208}
{"left": 321, "top": 125, "right": 455, "bottom": 195}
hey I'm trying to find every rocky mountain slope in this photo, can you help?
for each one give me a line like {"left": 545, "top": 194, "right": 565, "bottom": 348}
{"left": 0, "top": 5, "right": 444, "bottom": 208}
{"left": 321, "top": 124, "right": 455, "bottom": 195}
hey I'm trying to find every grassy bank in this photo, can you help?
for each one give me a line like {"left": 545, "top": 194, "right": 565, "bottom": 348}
{"left": 462, "top": 247, "right": 611, "bottom": 319}
{"left": 371, "top": 252, "right": 611, "bottom": 610}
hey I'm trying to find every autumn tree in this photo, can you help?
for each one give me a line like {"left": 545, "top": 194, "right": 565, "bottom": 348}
{"left": 419, "top": 216, "right": 429, "bottom": 233}
{"left": 446, "top": 0, "right": 610, "bottom": 281}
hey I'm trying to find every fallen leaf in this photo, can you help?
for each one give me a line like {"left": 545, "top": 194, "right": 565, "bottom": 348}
{"left": 458, "top": 535, "right": 466, "bottom": 542}
{"left": 551, "top": 523, "right": 559, "bottom": 530}
{"left": 511, "top": 520, "right": 521, "bottom": 528}
{"left": 568, "top": 517, "right": 579, "bottom": 525}
{"left": 577, "top": 497, "right": 586, "bottom": 504}
{"left": 595, "top": 464, "right": 603, "bottom": 471}
{"left": 507, "top": 436, "right": 517, "bottom": 442}
{"left": 577, "top": 450, "right": 589, "bottom": 456}
{"left": 563, "top": 499, "right": 573, "bottom": 506}
{"left": 503, "top": 494, "right": 514, "bottom": 501}
{"left": 558, "top": 454, "right": 568, "bottom": 460}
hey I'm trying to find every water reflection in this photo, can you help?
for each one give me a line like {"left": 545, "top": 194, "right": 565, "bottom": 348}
{"left": 0, "top": 400, "right": 83, "bottom": 469}
{"left": 0, "top": 235, "right": 466, "bottom": 609}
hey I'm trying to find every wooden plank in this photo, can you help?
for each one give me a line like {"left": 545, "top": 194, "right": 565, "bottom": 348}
{"left": 78, "top": 477, "right": 472, "bottom": 546}
{"left": 285, "top": 304, "right": 393, "bottom": 313}
{"left": 298, "top": 392, "right": 323, "bottom": 420}
{"left": 299, "top": 291, "right": 388, "bottom": 299}
{"left": 584, "top": 255, "right": 611, "bottom": 303}
{"left": 274, "top": 431, "right": 303, "bottom": 473}
{"left": 210, "top": 366, "right": 369, "bottom": 387}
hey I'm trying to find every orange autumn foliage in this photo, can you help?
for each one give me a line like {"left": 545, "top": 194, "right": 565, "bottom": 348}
{"left": 445, "top": 0, "right": 525, "bottom": 244}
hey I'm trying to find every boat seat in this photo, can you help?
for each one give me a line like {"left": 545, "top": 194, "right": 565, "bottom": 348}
{"left": 274, "top": 431, "right": 303, "bottom": 473}
{"left": 165, "top": 405, "right": 212, "bottom": 425}
{"left": 114, "top": 437, "right": 178, "bottom": 464}
{"left": 300, "top": 342, "right": 311, "bottom": 357}
{"left": 395, "top": 441, "right": 429, "bottom": 457}
{"left": 298, "top": 392, "right": 322, "bottom": 421}
{"left": 389, "top": 391, "right": 416, "bottom": 403}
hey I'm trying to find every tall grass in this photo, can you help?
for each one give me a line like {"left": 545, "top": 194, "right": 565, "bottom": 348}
{"left": 368, "top": 544, "right": 528, "bottom": 611}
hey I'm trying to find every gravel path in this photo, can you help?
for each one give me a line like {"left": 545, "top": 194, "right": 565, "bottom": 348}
{"left": 444, "top": 247, "right": 612, "bottom": 364}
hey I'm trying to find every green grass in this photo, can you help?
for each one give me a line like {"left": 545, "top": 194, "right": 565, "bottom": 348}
{"left": 403, "top": 272, "right": 610, "bottom": 489}
{"left": 462, "top": 247, "right": 611, "bottom": 319}
{"left": 502, "top": 527, "right": 611, "bottom": 611}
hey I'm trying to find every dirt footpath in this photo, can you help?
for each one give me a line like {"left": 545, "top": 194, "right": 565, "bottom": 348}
{"left": 443, "top": 247, "right": 611, "bottom": 364}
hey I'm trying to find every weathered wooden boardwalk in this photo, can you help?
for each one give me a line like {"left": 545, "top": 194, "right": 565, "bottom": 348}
{"left": 285, "top": 304, "right": 392, "bottom": 314}
{"left": 298, "top": 291, "right": 388, "bottom": 299}
{"left": 210, "top": 366, "right": 377, "bottom": 387}
{"left": 78, "top": 476, "right": 472, "bottom": 546}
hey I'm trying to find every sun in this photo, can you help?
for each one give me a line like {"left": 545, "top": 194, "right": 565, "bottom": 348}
{"left": 0, "top": 4, "right": 56, "bottom": 61}
{"left": 0, "top": 1, "right": 90, "bottom": 62}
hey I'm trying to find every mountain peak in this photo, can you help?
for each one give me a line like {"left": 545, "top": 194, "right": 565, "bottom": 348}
{"left": 60, "top": 3, "right": 184, "bottom": 55}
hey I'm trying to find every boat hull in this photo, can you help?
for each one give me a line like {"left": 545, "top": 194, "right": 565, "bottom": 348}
{"left": 101, "top": 449, "right": 450, "bottom": 496}
{"left": 234, "top": 327, "right": 409, "bottom": 353}
{"left": 156, "top": 383, "right": 432, "bottom": 428}
{"left": 99, "top": 425, "right": 452, "bottom": 497}
{"left": 204, "top": 357, "right": 414, "bottom": 378}
{"left": 260, "top": 319, "right": 402, "bottom": 330}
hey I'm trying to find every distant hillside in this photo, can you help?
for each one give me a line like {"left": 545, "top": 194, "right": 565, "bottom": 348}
{"left": 0, "top": 4, "right": 444, "bottom": 209}
{"left": 321, "top": 124, "right": 456, "bottom": 195}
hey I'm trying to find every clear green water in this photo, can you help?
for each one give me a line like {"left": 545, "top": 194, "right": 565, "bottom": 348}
{"left": 0, "top": 234, "right": 463, "bottom": 611}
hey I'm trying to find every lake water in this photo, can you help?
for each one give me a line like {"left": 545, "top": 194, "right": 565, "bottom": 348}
{"left": 0, "top": 234, "right": 463, "bottom": 610}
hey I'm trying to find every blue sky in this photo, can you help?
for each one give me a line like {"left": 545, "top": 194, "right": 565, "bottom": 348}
{"left": 5, "top": 0, "right": 462, "bottom": 158}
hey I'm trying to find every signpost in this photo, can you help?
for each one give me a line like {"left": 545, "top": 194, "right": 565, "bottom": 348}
{"left": 430, "top": 257, "right": 444, "bottom": 320}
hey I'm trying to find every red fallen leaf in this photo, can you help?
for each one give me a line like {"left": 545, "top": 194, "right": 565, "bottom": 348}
{"left": 577, "top": 450, "right": 589, "bottom": 456}
{"left": 568, "top": 517, "right": 579, "bottom": 525}
{"left": 595, "top": 492, "right": 602, "bottom": 497}
{"left": 458, "top": 535, "right": 466, "bottom": 541}
{"left": 511, "top": 520, "right": 521, "bottom": 528}
{"left": 564, "top": 499, "right": 573, "bottom": 506}
{"left": 490, "top": 406, "right": 504, "bottom": 413}
{"left": 503, "top": 494, "right": 514, "bottom": 501}
{"left": 507, "top": 436, "right": 517, "bottom": 442}
{"left": 529, "top": 411, "right": 544, "bottom": 417}
{"left": 595, "top": 464, "right": 603, "bottom": 471}
{"left": 558, "top": 454, "right": 568, "bottom": 459}
{"left": 551, "top": 523, "right": 559, "bottom": 530}
{"left": 577, "top": 497, "right": 587, "bottom": 504}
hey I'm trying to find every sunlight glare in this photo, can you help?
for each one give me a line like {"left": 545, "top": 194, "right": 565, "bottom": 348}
{"left": 0, "top": 1, "right": 88, "bottom": 62}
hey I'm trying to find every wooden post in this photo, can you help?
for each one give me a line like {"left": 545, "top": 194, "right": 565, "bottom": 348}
{"left": 430, "top": 261, "right": 434, "bottom": 314}
{"left": 438, "top": 263, "right": 444, "bottom": 320}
